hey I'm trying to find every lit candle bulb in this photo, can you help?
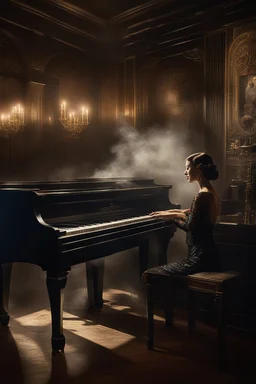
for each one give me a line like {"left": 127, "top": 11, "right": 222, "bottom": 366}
{"left": 86, "top": 108, "right": 89, "bottom": 124}
{"left": 81, "top": 107, "right": 85, "bottom": 122}
{"left": 61, "top": 101, "right": 66, "bottom": 119}
{"left": 17, "top": 104, "right": 21, "bottom": 122}
{"left": 21, "top": 107, "right": 24, "bottom": 124}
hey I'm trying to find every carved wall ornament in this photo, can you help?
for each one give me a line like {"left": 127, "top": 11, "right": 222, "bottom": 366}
{"left": 233, "top": 22, "right": 256, "bottom": 40}
{"left": 182, "top": 48, "right": 203, "bottom": 62}
{"left": 234, "top": 44, "right": 251, "bottom": 73}
{"left": 32, "top": 49, "right": 51, "bottom": 72}
{"left": 227, "top": 31, "right": 256, "bottom": 142}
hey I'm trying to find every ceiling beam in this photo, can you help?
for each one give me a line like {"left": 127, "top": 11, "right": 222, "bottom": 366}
{"left": 110, "top": 0, "right": 178, "bottom": 24}
{"left": 9, "top": 0, "right": 101, "bottom": 41}
{"left": 43, "top": 0, "right": 106, "bottom": 27}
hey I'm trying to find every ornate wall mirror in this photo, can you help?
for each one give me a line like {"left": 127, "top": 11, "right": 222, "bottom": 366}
{"left": 226, "top": 29, "right": 256, "bottom": 186}
{"left": 227, "top": 31, "right": 256, "bottom": 142}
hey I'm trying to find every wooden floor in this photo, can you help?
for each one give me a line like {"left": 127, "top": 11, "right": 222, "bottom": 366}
{"left": 0, "top": 287, "right": 255, "bottom": 384}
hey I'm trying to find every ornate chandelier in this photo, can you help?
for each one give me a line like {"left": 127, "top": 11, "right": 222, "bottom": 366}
{"left": 59, "top": 101, "right": 89, "bottom": 136}
{"left": 0, "top": 104, "right": 25, "bottom": 137}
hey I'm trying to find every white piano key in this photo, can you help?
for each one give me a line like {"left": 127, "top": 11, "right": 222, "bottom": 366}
{"left": 56, "top": 215, "right": 155, "bottom": 236}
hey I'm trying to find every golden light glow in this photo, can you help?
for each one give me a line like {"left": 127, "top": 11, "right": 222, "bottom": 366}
{"left": 166, "top": 91, "right": 183, "bottom": 116}
{"left": 60, "top": 100, "right": 89, "bottom": 136}
{"left": 15, "top": 308, "right": 135, "bottom": 351}
{"left": 0, "top": 103, "right": 25, "bottom": 137}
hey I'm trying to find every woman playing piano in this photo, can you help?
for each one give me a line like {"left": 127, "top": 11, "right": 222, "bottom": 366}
{"left": 150, "top": 152, "right": 220, "bottom": 274}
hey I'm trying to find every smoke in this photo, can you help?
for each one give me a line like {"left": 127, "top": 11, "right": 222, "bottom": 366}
{"left": 94, "top": 122, "right": 199, "bottom": 207}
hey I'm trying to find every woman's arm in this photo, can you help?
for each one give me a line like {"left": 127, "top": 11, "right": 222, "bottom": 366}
{"left": 149, "top": 211, "right": 187, "bottom": 220}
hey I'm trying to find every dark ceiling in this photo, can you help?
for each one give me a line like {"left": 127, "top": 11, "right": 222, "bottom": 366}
{"left": 68, "top": 0, "right": 151, "bottom": 19}
{"left": 1, "top": 0, "right": 254, "bottom": 59}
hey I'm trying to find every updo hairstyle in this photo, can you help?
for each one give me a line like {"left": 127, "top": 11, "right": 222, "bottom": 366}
{"left": 186, "top": 152, "right": 219, "bottom": 181}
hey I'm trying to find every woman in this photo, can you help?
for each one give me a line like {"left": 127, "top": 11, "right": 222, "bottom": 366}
{"left": 150, "top": 152, "right": 220, "bottom": 274}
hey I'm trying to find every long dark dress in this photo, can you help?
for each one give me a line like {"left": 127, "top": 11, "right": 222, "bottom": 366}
{"left": 163, "top": 191, "right": 220, "bottom": 275}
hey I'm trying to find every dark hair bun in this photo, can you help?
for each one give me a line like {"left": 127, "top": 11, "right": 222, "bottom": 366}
{"left": 197, "top": 163, "right": 219, "bottom": 180}
{"left": 187, "top": 152, "right": 219, "bottom": 180}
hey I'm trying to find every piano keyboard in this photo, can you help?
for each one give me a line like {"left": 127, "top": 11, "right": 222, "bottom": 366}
{"left": 56, "top": 214, "right": 156, "bottom": 236}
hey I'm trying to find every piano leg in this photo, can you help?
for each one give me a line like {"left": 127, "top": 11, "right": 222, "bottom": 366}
{"left": 46, "top": 271, "right": 69, "bottom": 353}
{"left": 86, "top": 259, "right": 105, "bottom": 310}
{"left": 0, "top": 263, "right": 12, "bottom": 326}
{"left": 139, "top": 239, "right": 150, "bottom": 276}
{"left": 155, "top": 227, "right": 175, "bottom": 265}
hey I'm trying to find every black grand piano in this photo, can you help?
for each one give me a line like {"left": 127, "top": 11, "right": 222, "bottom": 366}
{"left": 0, "top": 178, "right": 180, "bottom": 352}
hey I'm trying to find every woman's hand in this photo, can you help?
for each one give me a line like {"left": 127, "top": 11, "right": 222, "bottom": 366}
{"left": 150, "top": 210, "right": 184, "bottom": 220}
{"left": 164, "top": 208, "right": 190, "bottom": 214}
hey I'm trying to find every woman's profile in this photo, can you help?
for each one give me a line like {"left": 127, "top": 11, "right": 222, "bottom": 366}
{"left": 150, "top": 152, "right": 220, "bottom": 274}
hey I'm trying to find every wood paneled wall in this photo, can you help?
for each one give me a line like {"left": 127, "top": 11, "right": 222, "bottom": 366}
{"left": 204, "top": 31, "right": 226, "bottom": 179}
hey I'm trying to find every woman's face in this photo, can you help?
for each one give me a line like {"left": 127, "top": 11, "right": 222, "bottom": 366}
{"left": 184, "top": 160, "right": 200, "bottom": 183}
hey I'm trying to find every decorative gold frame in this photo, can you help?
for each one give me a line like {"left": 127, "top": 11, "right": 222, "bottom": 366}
{"left": 227, "top": 31, "right": 256, "bottom": 140}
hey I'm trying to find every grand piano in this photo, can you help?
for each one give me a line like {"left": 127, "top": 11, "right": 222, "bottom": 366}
{"left": 0, "top": 178, "right": 180, "bottom": 352}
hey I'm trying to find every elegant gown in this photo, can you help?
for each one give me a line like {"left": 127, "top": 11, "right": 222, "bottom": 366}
{"left": 163, "top": 191, "right": 220, "bottom": 275}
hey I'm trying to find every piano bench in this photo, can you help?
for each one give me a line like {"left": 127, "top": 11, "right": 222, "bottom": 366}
{"left": 142, "top": 268, "right": 241, "bottom": 370}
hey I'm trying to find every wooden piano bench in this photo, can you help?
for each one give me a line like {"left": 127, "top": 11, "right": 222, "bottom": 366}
{"left": 142, "top": 268, "right": 241, "bottom": 370}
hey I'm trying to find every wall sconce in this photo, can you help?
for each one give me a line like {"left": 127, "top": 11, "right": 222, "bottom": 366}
{"left": 0, "top": 104, "right": 25, "bottom": 138}
{"left": 59, "top": 101, "right": 89, "bottom": 136}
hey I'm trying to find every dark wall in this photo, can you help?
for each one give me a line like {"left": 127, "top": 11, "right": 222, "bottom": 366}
{"left": 138, "top": 55, "right": 204, "bottom": 141}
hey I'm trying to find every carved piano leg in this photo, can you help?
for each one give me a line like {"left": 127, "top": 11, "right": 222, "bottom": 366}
{"left": 86, "top": 259, "right": 105, "bottom": 310}
{"left": 0, "top": 263, "right": 13, "bottom": 326}
{"left": 46, "top": 271, "right": 69, "bottom": 353}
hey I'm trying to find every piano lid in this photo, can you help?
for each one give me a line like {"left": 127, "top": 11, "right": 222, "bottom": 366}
{"left": 0, "top": 177, "right": 169, "bottom": 191}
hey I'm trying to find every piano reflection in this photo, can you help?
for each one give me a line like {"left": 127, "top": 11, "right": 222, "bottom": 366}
{"left": 0, "top": 178, "right": 180, "bottom": 352}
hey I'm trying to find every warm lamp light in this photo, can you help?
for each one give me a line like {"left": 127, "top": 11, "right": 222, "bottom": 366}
{"left": 59, "top": 101, "right": 89, "bottom": 136}
{"left": 0, "top": 103, "right": 25, "bottom": 137}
